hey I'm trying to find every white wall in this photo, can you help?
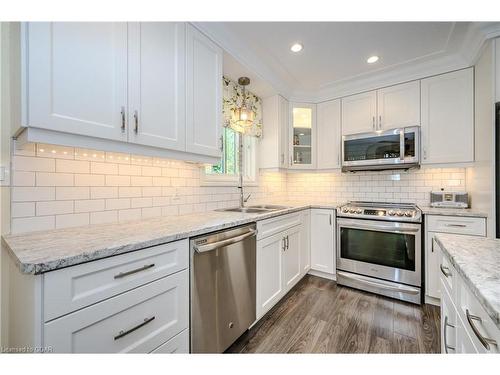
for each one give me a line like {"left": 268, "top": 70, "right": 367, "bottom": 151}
{"left": 466, "top": 40, "right": 496, "bottom": 237}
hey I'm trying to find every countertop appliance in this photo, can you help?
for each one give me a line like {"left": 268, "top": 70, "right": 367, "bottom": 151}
{"left": 336, "top": 201, "right": 422, "bottom": 304}
{"left": 342, "top": 126, "right": 420, "bottom": 172}
{"left": 190, "top": 224, "right": 257, "bottom": 353}
{"left": 430, "top": 191, "right": 469, "bottom": 208}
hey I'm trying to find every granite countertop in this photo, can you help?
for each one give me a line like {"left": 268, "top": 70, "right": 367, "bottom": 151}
{"left": 420, "top": 206, "right": 488, "bottom": 218}
{"left": 2, "top": 201, "right": 341, "bottom": 275}
{"left": 434, "top": 233, "right": 500, "bottom": 329}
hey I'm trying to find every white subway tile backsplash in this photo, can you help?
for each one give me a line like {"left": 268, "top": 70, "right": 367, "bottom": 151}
{"left": 56, "top": 213, "right": 89, "bottom": 229}
{"left": 12, "top": 187, "right": 55, "bottom": 202}
{"left": 105, "top": 175, "right": 131, "bottom": 186}
{"left": 13, "top": 156, "right": 55, "bottom": 172}
{"left": 56, "top": 187, "right": 90, "bottom": 200}
{"left": 74, "top": 199, "right": 105, "bottom": 213}
{"left": 90, "top": 186, "right": 119, "bottom": 199}
{"left": 56, "top": 159, "right": 90, "bottom": 174}
{"left": 105, "top": 198, "right": 131, "bottom": 210}
{"left": 90, "top": 210, "right": 118, "bottom": 224}
{"left": 74, "top": 174, "right": 105, "bottom": 186}
{"left": 12, "top": 202, "right": 36, "bottom": 218}
{"left": 12, "top": 216, "right": 55, "bottom": 234}
{"left": 36, "top": 172, "right": 74, "bottom": 186}
{"left": 36, "top": 201, "right": 74, "bottom": 216}
{"left": 12, "top": 171, "right": 36, "bottom": 186}
{"left": 91, "top": 162, "right": 118, "bottom": 175}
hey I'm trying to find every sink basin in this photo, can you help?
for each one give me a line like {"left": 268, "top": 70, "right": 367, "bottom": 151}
{"left": 216, "top": 205, "right": 290, "bottom": 214}
{"left": 248, "top": 204, "right": 290, "bottom": 210}
{"left": 217, "top": 207, "right": 271, "bottom": 213}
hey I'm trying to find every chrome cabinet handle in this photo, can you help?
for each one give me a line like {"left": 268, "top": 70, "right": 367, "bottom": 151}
{"left": 444, "top": 316, "right": 456, "bottom": 353}
{"left": 282, "top": 237, "right": 286, "bottom": 251}
{"left": 114, "top": 263, "right": 155, "bottom": 279}
{"left": 120, "top": 107, "right": 126, "bottom": 133}
{"left": 431, "top": 239, "right": 434, "bottom": 253}
{"left": 329, "top": 214, "right": 332, "bottom": 225}
{"left": 423, "top": 147, "right": 427, "bottom": 160}
{"left": 281, "top": 153, "right": 284, "bottom": 165}
{"left": 219, "top": 135, "right": 224, "bottom": 151}
{"left": 466, "top": 309, "right": 498, "bottom": 350}
{"left": 286, "top": 235, "right": 289, "bottom": 249}
{"left": 445, "top": 224, "right": 467, "bottom": 228}
{"left": 379, "top": 115, "right": 382, "bottom": 130}
{"left": 440, "top": 264, "right": 452, "bottom": 278}
{"left": 114, "top": 316, "right": 155, "bottom": 340}
{"left": 372, "top": 116, "right": 375, "bottom": 130}
{"left": 290, "top": 156, "right": 293, "bottom": 166}
{"left": 133, "top": 110, "right": 139, "bottom": 133}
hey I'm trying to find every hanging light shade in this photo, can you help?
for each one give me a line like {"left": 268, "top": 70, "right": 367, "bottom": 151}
{"left": 231, "top": 77, "right": 256, "bottom": 133}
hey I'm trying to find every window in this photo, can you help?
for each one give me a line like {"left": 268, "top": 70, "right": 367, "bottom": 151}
{"left": 202, "top": 127, "right": 257, "bottom": 186}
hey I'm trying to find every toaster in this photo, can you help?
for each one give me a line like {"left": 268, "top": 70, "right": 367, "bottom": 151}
{"left": 430, "top": 191, "right": 469, "bottom": 208}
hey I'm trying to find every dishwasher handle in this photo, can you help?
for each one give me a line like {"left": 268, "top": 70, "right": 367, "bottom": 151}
{"left": 194, "top": 229, "right": 257, "bottom": 253}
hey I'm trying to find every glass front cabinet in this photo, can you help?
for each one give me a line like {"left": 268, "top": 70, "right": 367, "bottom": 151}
{"left": 289, "top": 103, "right": 316, "bottom": 169}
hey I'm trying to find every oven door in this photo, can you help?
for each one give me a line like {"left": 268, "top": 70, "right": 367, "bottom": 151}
{"left": 337, "top": 218, "right": 421, "bottom": 286}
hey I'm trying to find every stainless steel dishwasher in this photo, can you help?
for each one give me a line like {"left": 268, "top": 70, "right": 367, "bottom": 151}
{"left": 190, "top": 224, "right": 256, "bottom": 353}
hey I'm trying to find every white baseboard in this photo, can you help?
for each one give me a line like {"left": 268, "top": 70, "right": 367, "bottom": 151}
{"left": 307, "top": 269, "right": 337, "bottom": 281}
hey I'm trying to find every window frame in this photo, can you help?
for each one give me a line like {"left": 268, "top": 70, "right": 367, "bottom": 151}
{"left": 200, "top": 134, "right": 259, "bottom": 187}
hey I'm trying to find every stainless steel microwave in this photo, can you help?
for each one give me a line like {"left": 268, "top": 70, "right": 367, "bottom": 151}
{"left": 342, "top": 126, "right": 420, "bottom": 172}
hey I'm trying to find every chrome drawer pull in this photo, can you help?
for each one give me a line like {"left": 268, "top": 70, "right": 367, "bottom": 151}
{"left": 114, "top": 263, "right": 155, "bottom": 279}
{"left": 445, "top": 224, "right": 467, "bottom": 228}
{"left": 444, "top": 316, "right": 455, "bottom": 353}
{"left": 114, "top": 316, "right": 155, "bottom": 340}
{"left": 466, "top": 309, "right": 498, "bottom": 350}
{"left": 440, "top": 264, "right": 452, "bottom": 278}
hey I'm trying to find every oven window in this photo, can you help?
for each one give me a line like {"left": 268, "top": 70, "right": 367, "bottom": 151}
{"left": 344, "top": 134, "right": 400, "bottom": 162}
{"left": 404, "top": 132, "right": 415, "bottom": 158}
{"left": 340, "top": 228, "right": 415, "bottom": 271}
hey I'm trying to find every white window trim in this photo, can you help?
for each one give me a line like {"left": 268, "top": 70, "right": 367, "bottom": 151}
{"left": 200, "top": 136, "right": 259, "bottom": 187}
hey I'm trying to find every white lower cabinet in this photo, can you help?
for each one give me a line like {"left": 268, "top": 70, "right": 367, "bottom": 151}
{"left": 310, "top": 209, "right": 335, "bottom": 275}
{"left": 44, "top": 270, "right": 188, "bottom": 353}
{"left": 425, "top": 215, "right": 486, "bottom": 302}
{"left": 438, "top": 241, "right": 500, "bottom": 353}
{"left": 300, "top": 210, "right": 311, "bottom": 276}
{"left": 150, "top": 329, "right": 189, "bottom": 354}
{"left": 256, "top": 211, "right": 309, "bottom": 320}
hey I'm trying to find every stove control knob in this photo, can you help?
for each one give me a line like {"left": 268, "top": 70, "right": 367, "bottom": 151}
{"left": 355, "top": 209, "right": 363, "bottom": 214}
{"left": 396, "top": 211, "right": 404, "bottom": 216}
{"left": 342, "top": 207, "right": 349, "bottom": 213}
{"left": 349, "top": 209, "right": 356, "bottom": 214}
{"left": 404, "top": 211, "right": 413, "bottom": 217}
{"left": 388, "top": 210, "right": 395, "bottom": 216}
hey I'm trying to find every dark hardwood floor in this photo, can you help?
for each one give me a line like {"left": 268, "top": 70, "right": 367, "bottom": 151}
{"left": 227, "top": 275, "right": 441, "bottom": 354}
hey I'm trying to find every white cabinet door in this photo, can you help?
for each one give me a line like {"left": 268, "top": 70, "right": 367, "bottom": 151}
{"left": 256, "top": 232, "right": 285, "bottom": 319}
{"left": 341, "top": 91, "right": 377, "bottom": 135}
{"left": 310, "top": 209, "right": 335, "bottom": 274}
{"left": 260, "top": 95, "right": 289, "bottom": 169}
{"left": 289, "top": 103, "right": 316, "bottom": 169}
{"left": 421, "top": 68, "right": 474, "bottom": 164}
{"left": 27, "top": 22, "right": 128, "bottom": 141}
{"left": 128, "top": 22, "right": 186, "bottom": 151}
{"left": 282, "top": 225, "right": 302, "bottom": 293}
{"left": 426, "top": 233, "right": 441, "bottom": 299}
{"left": 441, "top": 285, "right": 457, "bottom": 353}
{"left": 185, "top": 24, "right": 223, "bottom": 158}
{"left": 300, "top": 210, "right": 311, "bottom": 276}
{"left": 317, "top": 99, "right": 341, "bottom": 169}
{"left": 377, "top": 81, "right": 420, "bottom": 130}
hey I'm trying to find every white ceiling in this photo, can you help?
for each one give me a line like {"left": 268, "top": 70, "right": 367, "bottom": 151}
{"left": 204, "top": 22, "right": 500, "bottom": 101}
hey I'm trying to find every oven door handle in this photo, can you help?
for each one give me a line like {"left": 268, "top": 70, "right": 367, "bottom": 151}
{"left": 338, "top": 222, "right": 420, "bottom": 234}
{"left": 337, "top": 271, "right": 420, "bottom": 295}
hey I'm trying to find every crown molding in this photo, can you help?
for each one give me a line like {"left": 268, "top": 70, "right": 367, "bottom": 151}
{"left": 195, "top": 22, "right": 500, "bottom": 103}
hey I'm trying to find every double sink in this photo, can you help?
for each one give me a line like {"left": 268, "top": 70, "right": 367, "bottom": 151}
{"left": 217, "top": 204, "right": 290, "bottom": 214}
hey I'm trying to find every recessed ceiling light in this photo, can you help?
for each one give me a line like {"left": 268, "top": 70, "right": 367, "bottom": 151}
{"left": 367, "top": 55, "right": 379, "bottom": 64}
{"left": 290, "top": 43, "right": 303, "bottom": 53}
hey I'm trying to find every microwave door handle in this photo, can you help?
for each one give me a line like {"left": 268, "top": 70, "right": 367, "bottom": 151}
{"left": 400, "top": 129, "right": 405, "bottom": 161}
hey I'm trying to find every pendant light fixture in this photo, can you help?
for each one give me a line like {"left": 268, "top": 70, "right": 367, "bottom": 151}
{"left": 232, "top": 77, "right": 255, "bottom": 132}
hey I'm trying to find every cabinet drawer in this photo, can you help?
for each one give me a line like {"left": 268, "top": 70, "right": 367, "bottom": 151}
{"left": 426, "top": 215, "right": 486, "bottom": 236}
{"left": 150, "top": 329, "right": 189, "bottom": 353}
{"left": 438, "top": 244, "right": 456, "bottom": 300}
{"left": 257, "top": 212, "right": 301, "bottom": 240}
{"left": 456, "top": 275, "right": 500, "bottom": 353}
{"left": 44, "top": 239, "right": 188, "bottom": 321}
{"left": 44, "top": 270, "right": 188, "bottom": 353}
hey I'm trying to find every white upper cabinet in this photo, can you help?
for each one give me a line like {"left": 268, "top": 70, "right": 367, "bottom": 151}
{"left": 26, "top": 22, "right": 128, "bottom": 141}
{"left": 185, "top": 24, "right": 223, "bottom": 158}
{"left": 341, "top": 90, "right": 377, "bottom": 135}
{"left": 377, "top": 81, "right": 420, "bottom": 129}
{"left": 317, "top": 99, "right": 341, "bottom": 169}
{"left": 421, "top": 68, "right": 474, "bottom": 164}
{"left": 260, "top": 95, "right": 289, "bottom": 169}
{"left": 289, "top": 103, "right": 316, "bottom": 169}
{"left": 128, "top": 23, "right": 186, "bottom": 151}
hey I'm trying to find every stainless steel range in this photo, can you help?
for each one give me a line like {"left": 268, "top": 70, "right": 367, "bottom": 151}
{"left": 336, "top": 202, "right": 422, "bottom": 304}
